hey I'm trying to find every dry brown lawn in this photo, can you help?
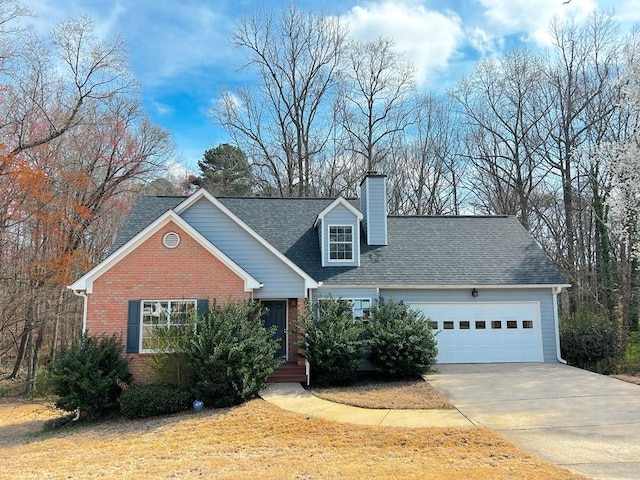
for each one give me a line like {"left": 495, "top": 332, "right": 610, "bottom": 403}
{"left": 613, "top": 374, "right": 640, "bottom": 385}
{"left": 0, "top": 398, "right": 587, "bottom": 480}
{"left": 312, "top": 377, "right": 454, "bottom": 409}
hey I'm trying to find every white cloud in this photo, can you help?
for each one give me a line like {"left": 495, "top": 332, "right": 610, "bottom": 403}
{"left": 152, "top": 101, "right": 173, "bottom": 116}
{"left": 122, "top": 3, "right": 233, "bottom": 84}
{"left": 479, "top": 0, "right": 598, "bottom": 45}
{"left": 467, "top": 27, "right": 503, "bottom": 57}
{"left": 615, "top": 0, "right": 640, "bottom": 24}
{"left": 343, "top": 2, "right": 464, "bottom": 86}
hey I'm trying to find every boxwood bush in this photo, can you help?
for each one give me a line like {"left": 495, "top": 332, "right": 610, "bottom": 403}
{"left": 188, "top": 300, "right": 282, "bottom": 407}
{"left": 48, "top": 334, "right": 131, "bottom": 418}
{"left": 297, "top": 297, "right": 367, "bottom": 386}
{"left": 119, "top": 384, "right": 193, "bottom": 418}
{"left": 367, "top": 298, "right": 438, "bottom": 378}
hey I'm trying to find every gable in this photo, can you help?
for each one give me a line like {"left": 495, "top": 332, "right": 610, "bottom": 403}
{"left": 69, "top": 211, "right": 261, "bottom": 294}
{"left": 92, "top": 223, "right": 251, "bottom": 299}
{"left": 316, "top": 199, "right": 362, "bottom": 267}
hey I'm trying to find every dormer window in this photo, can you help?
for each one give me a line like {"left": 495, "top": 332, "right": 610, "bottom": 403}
{"left": 329, "top": 225, "right": 353, "bottom": 261}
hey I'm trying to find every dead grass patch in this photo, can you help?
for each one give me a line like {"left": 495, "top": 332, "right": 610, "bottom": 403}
{"left": 613, "top": 374, "right": 640, "bottom": 385}
{"left": 312, "top": 377, "right": 454, "bottom": 409}
{"left": 0, "top": 399, "right": 586, "bottom": 480}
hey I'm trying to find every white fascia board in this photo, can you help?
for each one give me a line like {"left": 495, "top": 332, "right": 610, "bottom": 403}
{"left": 67, "top": 210, "right": 262, "bottom": 294}
{"left": 313, "top": 197, "right": 363, "bottom": 227}
{"left": 315, "top": 284, "right": 572, "bottom": 290}
{"left": 174, "top": 189, "right": 318, "bottom": 290}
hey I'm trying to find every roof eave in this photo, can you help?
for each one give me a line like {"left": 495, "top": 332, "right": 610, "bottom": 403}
{"left": 316, "top": 283, "right": 572, "bottom": 290}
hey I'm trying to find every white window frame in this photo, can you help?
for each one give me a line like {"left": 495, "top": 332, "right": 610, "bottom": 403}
{"left": 140, "top": 299, "right": 197, "bottom": 353}
{"left": 317, "top": 297, "right": 371, "bottom": 321}
{"left": 328, "top": 224, "right": 354, "bottom": 262}
{"left": 351, "top": 298, "right": 371, "bottom": 321}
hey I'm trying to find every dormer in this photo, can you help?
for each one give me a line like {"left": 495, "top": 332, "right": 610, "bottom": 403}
{"left": 314, "top": 197, "right": 363, "bottom": 267}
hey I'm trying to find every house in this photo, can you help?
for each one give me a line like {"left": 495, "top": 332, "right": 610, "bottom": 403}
{"left": 68, "top": 173, "right": 570, "bottom": 383}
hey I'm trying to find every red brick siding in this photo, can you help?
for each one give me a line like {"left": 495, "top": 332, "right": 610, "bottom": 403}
{"left": 86, "top": 221, "right": 251, "bottom": 383}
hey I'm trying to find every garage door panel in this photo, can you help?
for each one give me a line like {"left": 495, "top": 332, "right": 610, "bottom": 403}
{"left": 410, "top": 302, "right": 543, "bottom": 363}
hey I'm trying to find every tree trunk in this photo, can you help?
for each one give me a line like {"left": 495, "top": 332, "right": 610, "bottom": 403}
{"left": 8, "top": 325, "right": 28, "bottom": 379}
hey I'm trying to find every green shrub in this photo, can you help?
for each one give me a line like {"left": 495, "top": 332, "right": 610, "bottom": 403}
{"left": 48, "top": 334, "right": 131, "bottom": 418}
{"left": 367, "top": 298, "right": 438, "bottom": 378}
{"left": 619, "top": 331, "right": 640, "bottom": 374}
{"left": 560, "top": 309, "right": 623, "bottom": 374}
{"left": 188, "top": 300, "right": 282, "bottom": 408}
{"left": 148, "top": 321, "right": 195, "bottom": 387}
{"left": 298, "top": 297, "right": 367, "bottom": 386}
{"left": 119, "top": 384, "right": 193, "bottom": 418}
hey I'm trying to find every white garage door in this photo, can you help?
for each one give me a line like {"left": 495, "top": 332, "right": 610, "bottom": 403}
{"left": 410, "top": 302, "right": 543, "bottom": 363}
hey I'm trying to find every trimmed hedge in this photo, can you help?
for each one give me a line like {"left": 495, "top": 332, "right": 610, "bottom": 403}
{"left": 119, "top": 384, "right": 193, "bottom": 418}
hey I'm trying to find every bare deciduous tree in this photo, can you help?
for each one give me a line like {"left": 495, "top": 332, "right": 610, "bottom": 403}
{"left": 337, "top": 37, "right": 417, "bottom": 173}
{"left": 215, "top": 6, "right": 346, "bottom": 196}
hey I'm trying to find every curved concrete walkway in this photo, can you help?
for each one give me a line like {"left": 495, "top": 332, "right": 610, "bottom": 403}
{"left": 259, "top": 382, "right": 474, "bottom": 428}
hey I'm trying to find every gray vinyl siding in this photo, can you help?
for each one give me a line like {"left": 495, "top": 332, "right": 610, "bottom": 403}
{"left": 381, "top": 288, "right": 558, "bottom": 363}
{"left": 360, "top": 176, "right": 387, "bottom": 246}
{"left": 313, "top": 287, "right": 378, "bottom": 303}
{"left": 360, "top": 184, "right": 369, "bottom": 238}
{"left": 181, "top": 198, "right": 306, "bottom": 298}
{"left": 321, "top": 204, "right": 360, "bottom": 267}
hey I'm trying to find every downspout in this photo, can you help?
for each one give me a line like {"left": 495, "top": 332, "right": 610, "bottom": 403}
{"left": 552, "top": 286, "right": 567, "bottom": 364}
{"left": 71, "top": 289, "right": 88, "bottom": 335}
{"left": 70, "top": 289, "right": 88, "bottom": 421}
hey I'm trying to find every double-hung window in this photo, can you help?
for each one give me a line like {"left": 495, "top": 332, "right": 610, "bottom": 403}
{"left": 329, "top": 225, "right": 353, "bottom": 261}
{"left": 140, "top": 299, "right": 196, "bottom": 352}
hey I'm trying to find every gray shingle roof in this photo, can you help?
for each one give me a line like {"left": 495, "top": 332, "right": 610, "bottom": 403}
{"left": 110, "top": 194, "right": 568, "bottom": 286}
{"left": 109, "top": 196, "right": 184, "bottom": 253}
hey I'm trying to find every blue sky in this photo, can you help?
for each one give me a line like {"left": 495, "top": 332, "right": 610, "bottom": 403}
{"left": 27, "top": 0, "right": 638, "bottom": 174}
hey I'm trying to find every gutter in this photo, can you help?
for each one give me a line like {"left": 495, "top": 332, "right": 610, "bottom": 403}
{"left": 552, "top": 286, "right": 567, "bottom": 364}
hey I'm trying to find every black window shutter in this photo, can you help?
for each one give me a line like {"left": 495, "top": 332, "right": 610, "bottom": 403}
{"left": 197, "top": 299, "right": 209, "bottom": 317}
{"left": 126, "top": 300, "right": 141, "bottom": 353}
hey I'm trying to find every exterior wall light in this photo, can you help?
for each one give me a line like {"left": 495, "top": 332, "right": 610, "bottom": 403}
{"left": 289, "top": 298, "right": 298, "bottom": 307}
{"left": 471, "top": 288, "right": 479, "bottom": 298}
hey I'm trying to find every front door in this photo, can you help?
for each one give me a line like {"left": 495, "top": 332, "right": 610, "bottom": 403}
{"left": 262, "top": 301, "right": 287, "bottom": 359}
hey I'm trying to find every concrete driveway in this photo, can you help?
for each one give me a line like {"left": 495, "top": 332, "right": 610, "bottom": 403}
{"left": 426, "top": 363, "right": 640, "bottom": 480}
